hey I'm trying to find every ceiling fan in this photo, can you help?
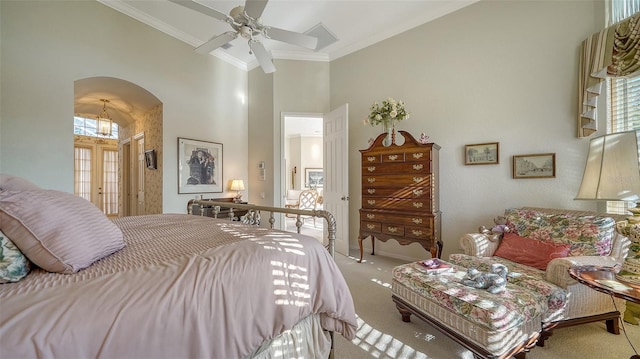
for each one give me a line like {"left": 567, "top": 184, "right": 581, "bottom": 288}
{"left": 169, "top": 0, "right": 318, "bottom": 73}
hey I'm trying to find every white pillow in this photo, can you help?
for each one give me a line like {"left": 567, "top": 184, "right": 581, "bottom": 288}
{"left": 0, "top": 190, "right": 125, "bottom": 274}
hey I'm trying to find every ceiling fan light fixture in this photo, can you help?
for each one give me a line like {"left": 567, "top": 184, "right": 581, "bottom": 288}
{"left": 240, "top": 26, "right": 253, "bottom": 39}
{"left": 96, "top": 99, "right": 113, "bottom": 137}
{"left": 172, "top": 0, "right": 317, "bottom": 73}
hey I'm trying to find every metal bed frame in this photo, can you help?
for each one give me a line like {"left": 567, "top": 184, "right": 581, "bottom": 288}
{"left": 189, "top": 200, "right": 337, "bottom": 258}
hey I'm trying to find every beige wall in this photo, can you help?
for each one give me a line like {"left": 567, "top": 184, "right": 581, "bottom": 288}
{"left": 248, "top": 60, "right": 330, "bottom": 207}
{"left": 330, "top": 0, "right": 606, "bottom": 259}
{"left": 0, "top": 1, "right": 248, "bottom": 214}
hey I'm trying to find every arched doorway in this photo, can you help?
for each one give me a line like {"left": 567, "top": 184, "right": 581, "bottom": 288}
{"left": 73, "top": 77, "right": 163, "bottom": 216}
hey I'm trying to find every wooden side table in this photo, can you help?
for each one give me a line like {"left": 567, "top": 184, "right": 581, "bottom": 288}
{"left": 568, "top": 266, "right": 640, "bottom": 359}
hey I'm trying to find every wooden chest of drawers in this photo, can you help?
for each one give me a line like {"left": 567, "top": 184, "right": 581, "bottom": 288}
{"left": 358, "top": 130, "right": 442, "bottom": 262}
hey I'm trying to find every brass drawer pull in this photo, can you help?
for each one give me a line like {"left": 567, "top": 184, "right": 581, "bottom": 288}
{"left": 413, "top": 177, "right": 424, "bottom": 183}
{"left": 412, "top": 230, "right": 424, "bottom": 236}
{"left": 367, "top": 166, "right": 376, "bottom": 172}
{"left": 367, "top": 189, "right": 376, "bottom": 194}
{"left": 368, "top": 200, "right": 376, "bottom": 205}
{"left": 388, "top": 155, "right": 399, "bottom": 161}
{"left": 368, "top": 178, "right": 376, "bottom": 183}
{"left": 412, "top": 202, "right": 424, "bottom": 208}
{"left": 367, "top": 224, "right": 376, "bottom": 230}
{"left": 387, "top": 226, "right": 398, "bottom": 233}
{"left": 413, "top": 153, "right": 424, "bottom": 159}
{"left": 412, "top": 218, "right": 423, "bottom": 224}
{"left": 413, "top": 164, "right": 423, "bottom": 170}
{"left": 367, "top": 156, "right": 376, "bottom": 162}
{"left": 366, "top": 213, "right": 375, "bottom": 219}
{"left": 412, "top": 189, "right": 423, "bottom": 196}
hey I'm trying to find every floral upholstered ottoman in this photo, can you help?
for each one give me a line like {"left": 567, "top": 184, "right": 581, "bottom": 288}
{"left": 391, "top": 261, "right": 548, "bottom": 359}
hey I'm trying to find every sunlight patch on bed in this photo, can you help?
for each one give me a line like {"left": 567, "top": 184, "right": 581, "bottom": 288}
{"left": 271, "top": 260, "right": 311, "bottom": 307}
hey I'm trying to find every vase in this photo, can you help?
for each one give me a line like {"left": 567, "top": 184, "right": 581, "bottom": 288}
{"left": 382, "top": 122, "right": 395, "bottom": 146}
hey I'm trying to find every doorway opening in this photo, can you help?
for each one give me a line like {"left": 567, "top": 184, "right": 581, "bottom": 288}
{"left": 73, "top": 76, "right": 163, "bottom": 217}
{"left": 282, "top": 114, "right": 324, "bottom": 241}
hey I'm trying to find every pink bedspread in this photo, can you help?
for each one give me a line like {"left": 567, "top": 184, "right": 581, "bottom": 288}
{"left": 0, "top": 214, "right": 357, "bottom": 358}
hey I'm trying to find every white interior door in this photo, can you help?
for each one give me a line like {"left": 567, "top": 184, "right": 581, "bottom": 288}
{"left": 323, "top": 104, "right": 349, "bottom": 256}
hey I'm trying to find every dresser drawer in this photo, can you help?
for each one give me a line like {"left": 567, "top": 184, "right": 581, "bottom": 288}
{"left": 380, "top": 152, "right": 405, "bottom": 163}
{"left": 381, "top": 223, "right": 404, "bottom": 236}
{"left": 361, "top": 198, "right": 432, "bottom": 210}
{"left": 362, "top": 161, "right": 432, "bottom": 175}
{"left": 405, "top": 225, "right": 434, "bottom": 240}
{"left": 362, "top": 186, "right": 431, "bottom": 199}
{"left": 360, "top": 221, "right": 381, "bottom": 233}
{"left": 405, "top": 149, "right": 432, "bottom": 162}
{"left": 363, "top": 174, "right": 432, "bottom": 187}
{"left": 361, "top": 210, "right": 433, "bottom": 227}
{"left": 363, "top": 154, "right": 382, "bottom": 164}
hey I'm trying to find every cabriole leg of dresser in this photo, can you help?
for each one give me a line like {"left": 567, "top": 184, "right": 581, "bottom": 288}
{"left": 358, "top": 235, "right": 376, "bottom": 263}
{"left": 371, "top": 235, "right": 375, "bottom": 255}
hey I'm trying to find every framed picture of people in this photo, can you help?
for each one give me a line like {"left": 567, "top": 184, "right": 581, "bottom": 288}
{"left": 178, "top": 137, "right": 223, "bottom": 193}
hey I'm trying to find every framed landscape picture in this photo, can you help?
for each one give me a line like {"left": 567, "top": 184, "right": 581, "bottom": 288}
{"left": 513, "top": 153, "right": 556, "bottom": 179}
{"left": 305, "top": 168, "right": 323, "bottom": 188}
{"left": 178, "top": 137, "right": 223, "bottom": 193}
{"left": 464, "top": 142, "right": 499, "bottom": 165}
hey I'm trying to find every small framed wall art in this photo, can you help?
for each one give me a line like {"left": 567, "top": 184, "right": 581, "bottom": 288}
{"left": 512, "top": 153, "right": 556, "bottom": 179}
{"left": 144, "top": 149, "right": 157, "bottom": 169}
{"left": 304, "top": 168, "right": 323, "bottom": 188}
{"left": 464, "top": 142, "right": 499, "bottom": 165}
{"left": 178, "top": 137, "right": 223, "bottom": 193}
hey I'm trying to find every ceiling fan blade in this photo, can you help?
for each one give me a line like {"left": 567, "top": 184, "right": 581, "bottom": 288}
{"left": 169, "top": 0, "right": 230, "bottom": 22}
{"left": 264, "top": 27, "right": 318, "bottom": 50}
{"left": 195, "top": 31, "right": 238, "bottom": 54}
{"left": 249, "top": 40, "right": 276, "bottom": 73}
{"left": 244, "top": 0, "right": 269, "bottom": 20}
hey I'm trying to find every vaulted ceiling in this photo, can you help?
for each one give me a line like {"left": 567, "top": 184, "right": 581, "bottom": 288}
{"left": 77, "top": 1, "right": 478, "bottom": 128}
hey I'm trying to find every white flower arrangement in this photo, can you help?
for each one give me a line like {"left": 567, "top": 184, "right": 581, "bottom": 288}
{"left": 365, "top": 97, "right": 410, "bottom": 127}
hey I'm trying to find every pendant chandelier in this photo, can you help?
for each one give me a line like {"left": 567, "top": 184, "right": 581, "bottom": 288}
{"left": 96, "top": 99, "right": 112, "bottom": 137}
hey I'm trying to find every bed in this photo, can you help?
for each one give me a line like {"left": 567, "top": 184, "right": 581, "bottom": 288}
{"left": 0, "top": 175, "right": 357, "bottom": 358}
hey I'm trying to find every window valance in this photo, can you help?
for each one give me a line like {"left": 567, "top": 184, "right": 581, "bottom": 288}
{"left": 578, "top": 12, "right": 639, "bottom": 137}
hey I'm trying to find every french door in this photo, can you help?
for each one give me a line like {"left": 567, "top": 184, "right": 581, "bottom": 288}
{"left": 74, "top": 135, "right": 119, "bottom": 218}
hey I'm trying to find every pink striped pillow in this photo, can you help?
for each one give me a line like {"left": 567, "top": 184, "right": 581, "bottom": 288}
{"left": 0, "top": 190, "right": 125, "bottom": 273}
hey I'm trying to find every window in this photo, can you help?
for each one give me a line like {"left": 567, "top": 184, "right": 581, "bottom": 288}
{"left": 74, "top": 116, "right": 119, "bottom": 139}
{"left": 605, "top": 1, "right": 640, "bottom": 214}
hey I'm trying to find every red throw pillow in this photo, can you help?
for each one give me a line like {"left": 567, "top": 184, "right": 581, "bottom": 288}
{"left": 494, "top": 232, "right": 571, "bottom": 270}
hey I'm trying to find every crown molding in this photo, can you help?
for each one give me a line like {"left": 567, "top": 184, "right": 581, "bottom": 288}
{"left": 97, "top": 0, "right": 247, "bottom": 71}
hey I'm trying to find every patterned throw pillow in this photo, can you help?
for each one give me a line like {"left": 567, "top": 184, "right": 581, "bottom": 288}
{"left": 0, "top": 230, "right": 30, "bottom": 283}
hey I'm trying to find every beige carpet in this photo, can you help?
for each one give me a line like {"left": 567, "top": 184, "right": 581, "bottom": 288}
{"left": 333, "top": 253, "right": 640, "bottom": 359}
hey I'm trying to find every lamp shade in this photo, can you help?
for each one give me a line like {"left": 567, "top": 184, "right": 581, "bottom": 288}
{"left": 230, "top": 179, "right": 245, "bottom": 191}
{"left": 575, "top": 130, "right": 640, "bottom": 201}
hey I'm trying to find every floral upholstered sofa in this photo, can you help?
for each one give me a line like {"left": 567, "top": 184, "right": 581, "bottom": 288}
{"left": 452, "top": 207, "right": 630, "bottom": 346}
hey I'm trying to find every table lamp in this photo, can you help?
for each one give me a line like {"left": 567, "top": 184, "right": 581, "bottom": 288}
{"left": 230, "top": 179, "right": 245, "bottom": 203}
{"left": 575, "top": 130, "right": 640, "bottom": 275}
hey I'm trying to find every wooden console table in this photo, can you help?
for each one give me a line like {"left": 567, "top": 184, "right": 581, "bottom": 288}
{"left": 187, "top": 197, "right": 249, "bottom": 220}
